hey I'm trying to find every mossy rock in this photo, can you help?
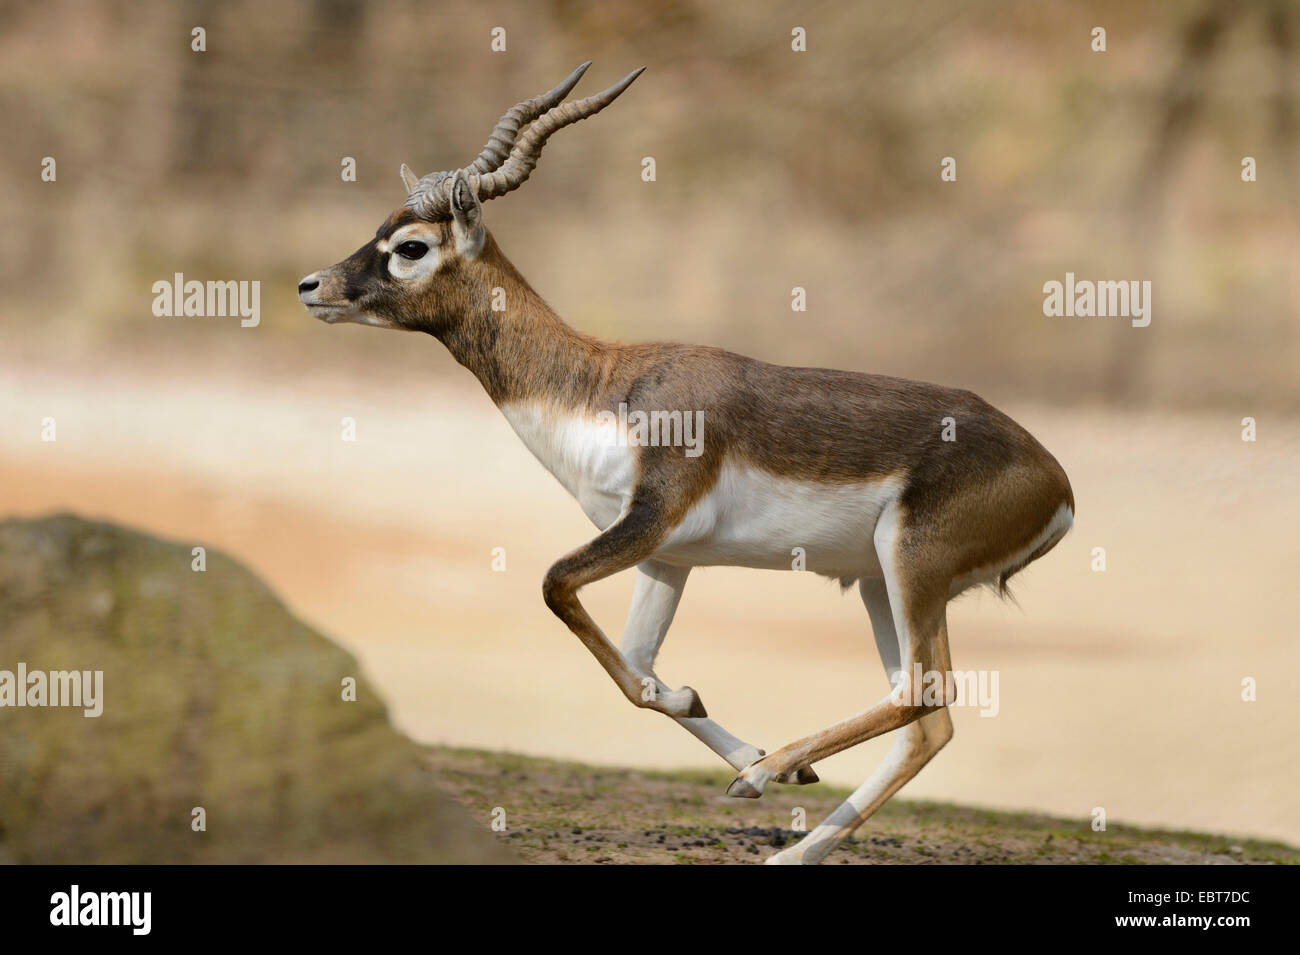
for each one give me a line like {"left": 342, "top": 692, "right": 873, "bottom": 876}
{"left": 0, "top": 514, "right": 514, "bottom": 863}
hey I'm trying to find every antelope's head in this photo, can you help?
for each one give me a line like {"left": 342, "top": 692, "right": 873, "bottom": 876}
{"left": 298, "top": 62, "right": 642, "bottom": 333}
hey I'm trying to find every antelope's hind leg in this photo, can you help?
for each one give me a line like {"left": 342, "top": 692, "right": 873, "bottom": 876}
{"left": 768, "top": 580, "right": 953, "bottom": 864}
{"left": 762, "top": 511, "right": 957, "bottom": 864}
{"left": 767, "top": 706, "right": 953, "bottom": 865}
{"left": 726, "top": 502, "right": 953, "bottom": 807}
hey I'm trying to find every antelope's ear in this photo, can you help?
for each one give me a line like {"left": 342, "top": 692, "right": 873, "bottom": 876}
{"left": 399, "top": 164, "right": 419, "bottom": 193}
{"left": 450, "top": 170, "right": 485, "bottom": 258}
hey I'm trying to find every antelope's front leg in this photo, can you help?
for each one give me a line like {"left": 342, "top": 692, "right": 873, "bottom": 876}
{"left": 542, "top": 501, "right": 707, "bottom": 719}
{"left": 621, "top": 561, "right": 764, "bottom": 770}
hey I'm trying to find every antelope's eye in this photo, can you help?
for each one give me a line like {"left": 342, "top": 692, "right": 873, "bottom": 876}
{"left": 395, "top": 241, "right": 428, "bottom": 260}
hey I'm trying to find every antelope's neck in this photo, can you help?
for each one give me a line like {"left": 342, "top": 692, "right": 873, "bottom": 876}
{"left": 433, "top": 249, "right": 610, "bottom": 413}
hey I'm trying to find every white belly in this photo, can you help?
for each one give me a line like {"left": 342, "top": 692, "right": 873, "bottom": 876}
{"left": 656, "top": 462, "right": 904, "bottom": 576}
{"left": 500, "top": 403, "right": 636, "bottom": 530}
{"left": 500, "top": 403, "right": 901, "bottom": 575}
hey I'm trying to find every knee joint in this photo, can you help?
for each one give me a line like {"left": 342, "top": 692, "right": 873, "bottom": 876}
{"left": 541, "top": 569, "right": 573, "bottom": 613}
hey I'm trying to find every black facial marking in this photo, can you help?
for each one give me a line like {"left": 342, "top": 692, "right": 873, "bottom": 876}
{"left": 340, "top": 238, "right": 388, "bottom": 301}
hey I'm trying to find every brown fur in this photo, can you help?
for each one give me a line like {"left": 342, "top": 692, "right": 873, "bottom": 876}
{"left": 312, "top": 220, "right": 1074, "bottom": 595}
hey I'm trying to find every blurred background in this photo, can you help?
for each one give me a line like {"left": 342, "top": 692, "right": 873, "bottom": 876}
{"left": 2, "top": 0, "right": 1297, "bottom": 849}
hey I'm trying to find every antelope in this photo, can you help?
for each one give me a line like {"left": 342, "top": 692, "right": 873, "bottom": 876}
{"left": 297, "top": 62, "right": 1075, "bottom": 865}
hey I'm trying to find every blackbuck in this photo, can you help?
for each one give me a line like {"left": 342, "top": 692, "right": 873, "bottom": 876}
{"left": 298, "top": 63, "right": 1075, "bottom": 865}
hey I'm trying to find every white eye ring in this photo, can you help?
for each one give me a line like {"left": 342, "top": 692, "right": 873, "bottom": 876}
{"left": 386, "top": 236, "right": 440, "bottom": 280}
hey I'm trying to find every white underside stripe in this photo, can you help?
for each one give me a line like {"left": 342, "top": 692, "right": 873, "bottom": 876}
{"left": 949, "top": 502, "right": 1074, "bottom": 596}
{"left": 501, "top": 400, "right": 1070, "bottom": 589}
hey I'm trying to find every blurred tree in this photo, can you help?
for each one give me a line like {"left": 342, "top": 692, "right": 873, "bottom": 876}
{"left": 1108, "top": 0, "right": 1299, "bottom": 405}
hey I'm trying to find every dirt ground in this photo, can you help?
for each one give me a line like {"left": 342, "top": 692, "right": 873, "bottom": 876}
{"left": 425, "top": 746, "right": 1298, "bottom": 865}
{"left": 2, "top": 350, "right": 1297, "bottom": 848}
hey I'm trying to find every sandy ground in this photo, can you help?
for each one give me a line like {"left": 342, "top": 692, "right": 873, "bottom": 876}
{"left": 1, "top": 352, "right": 1296, "bottom": 846}
{"left": 425, "top": 747, "right": 1298, "bottom": 865}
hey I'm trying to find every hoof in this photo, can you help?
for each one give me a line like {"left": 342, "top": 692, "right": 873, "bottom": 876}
{"left": 726, "top": 757, "right": 774, "bottom": 798}
{"left": 725, "top": 776, "right": 763, "bottom": 799}
{"left": 795, "top": 765, "right": 820, "bottom": 784}
{"left": 778, "top": 765, "right": 819, "bottom": 786}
